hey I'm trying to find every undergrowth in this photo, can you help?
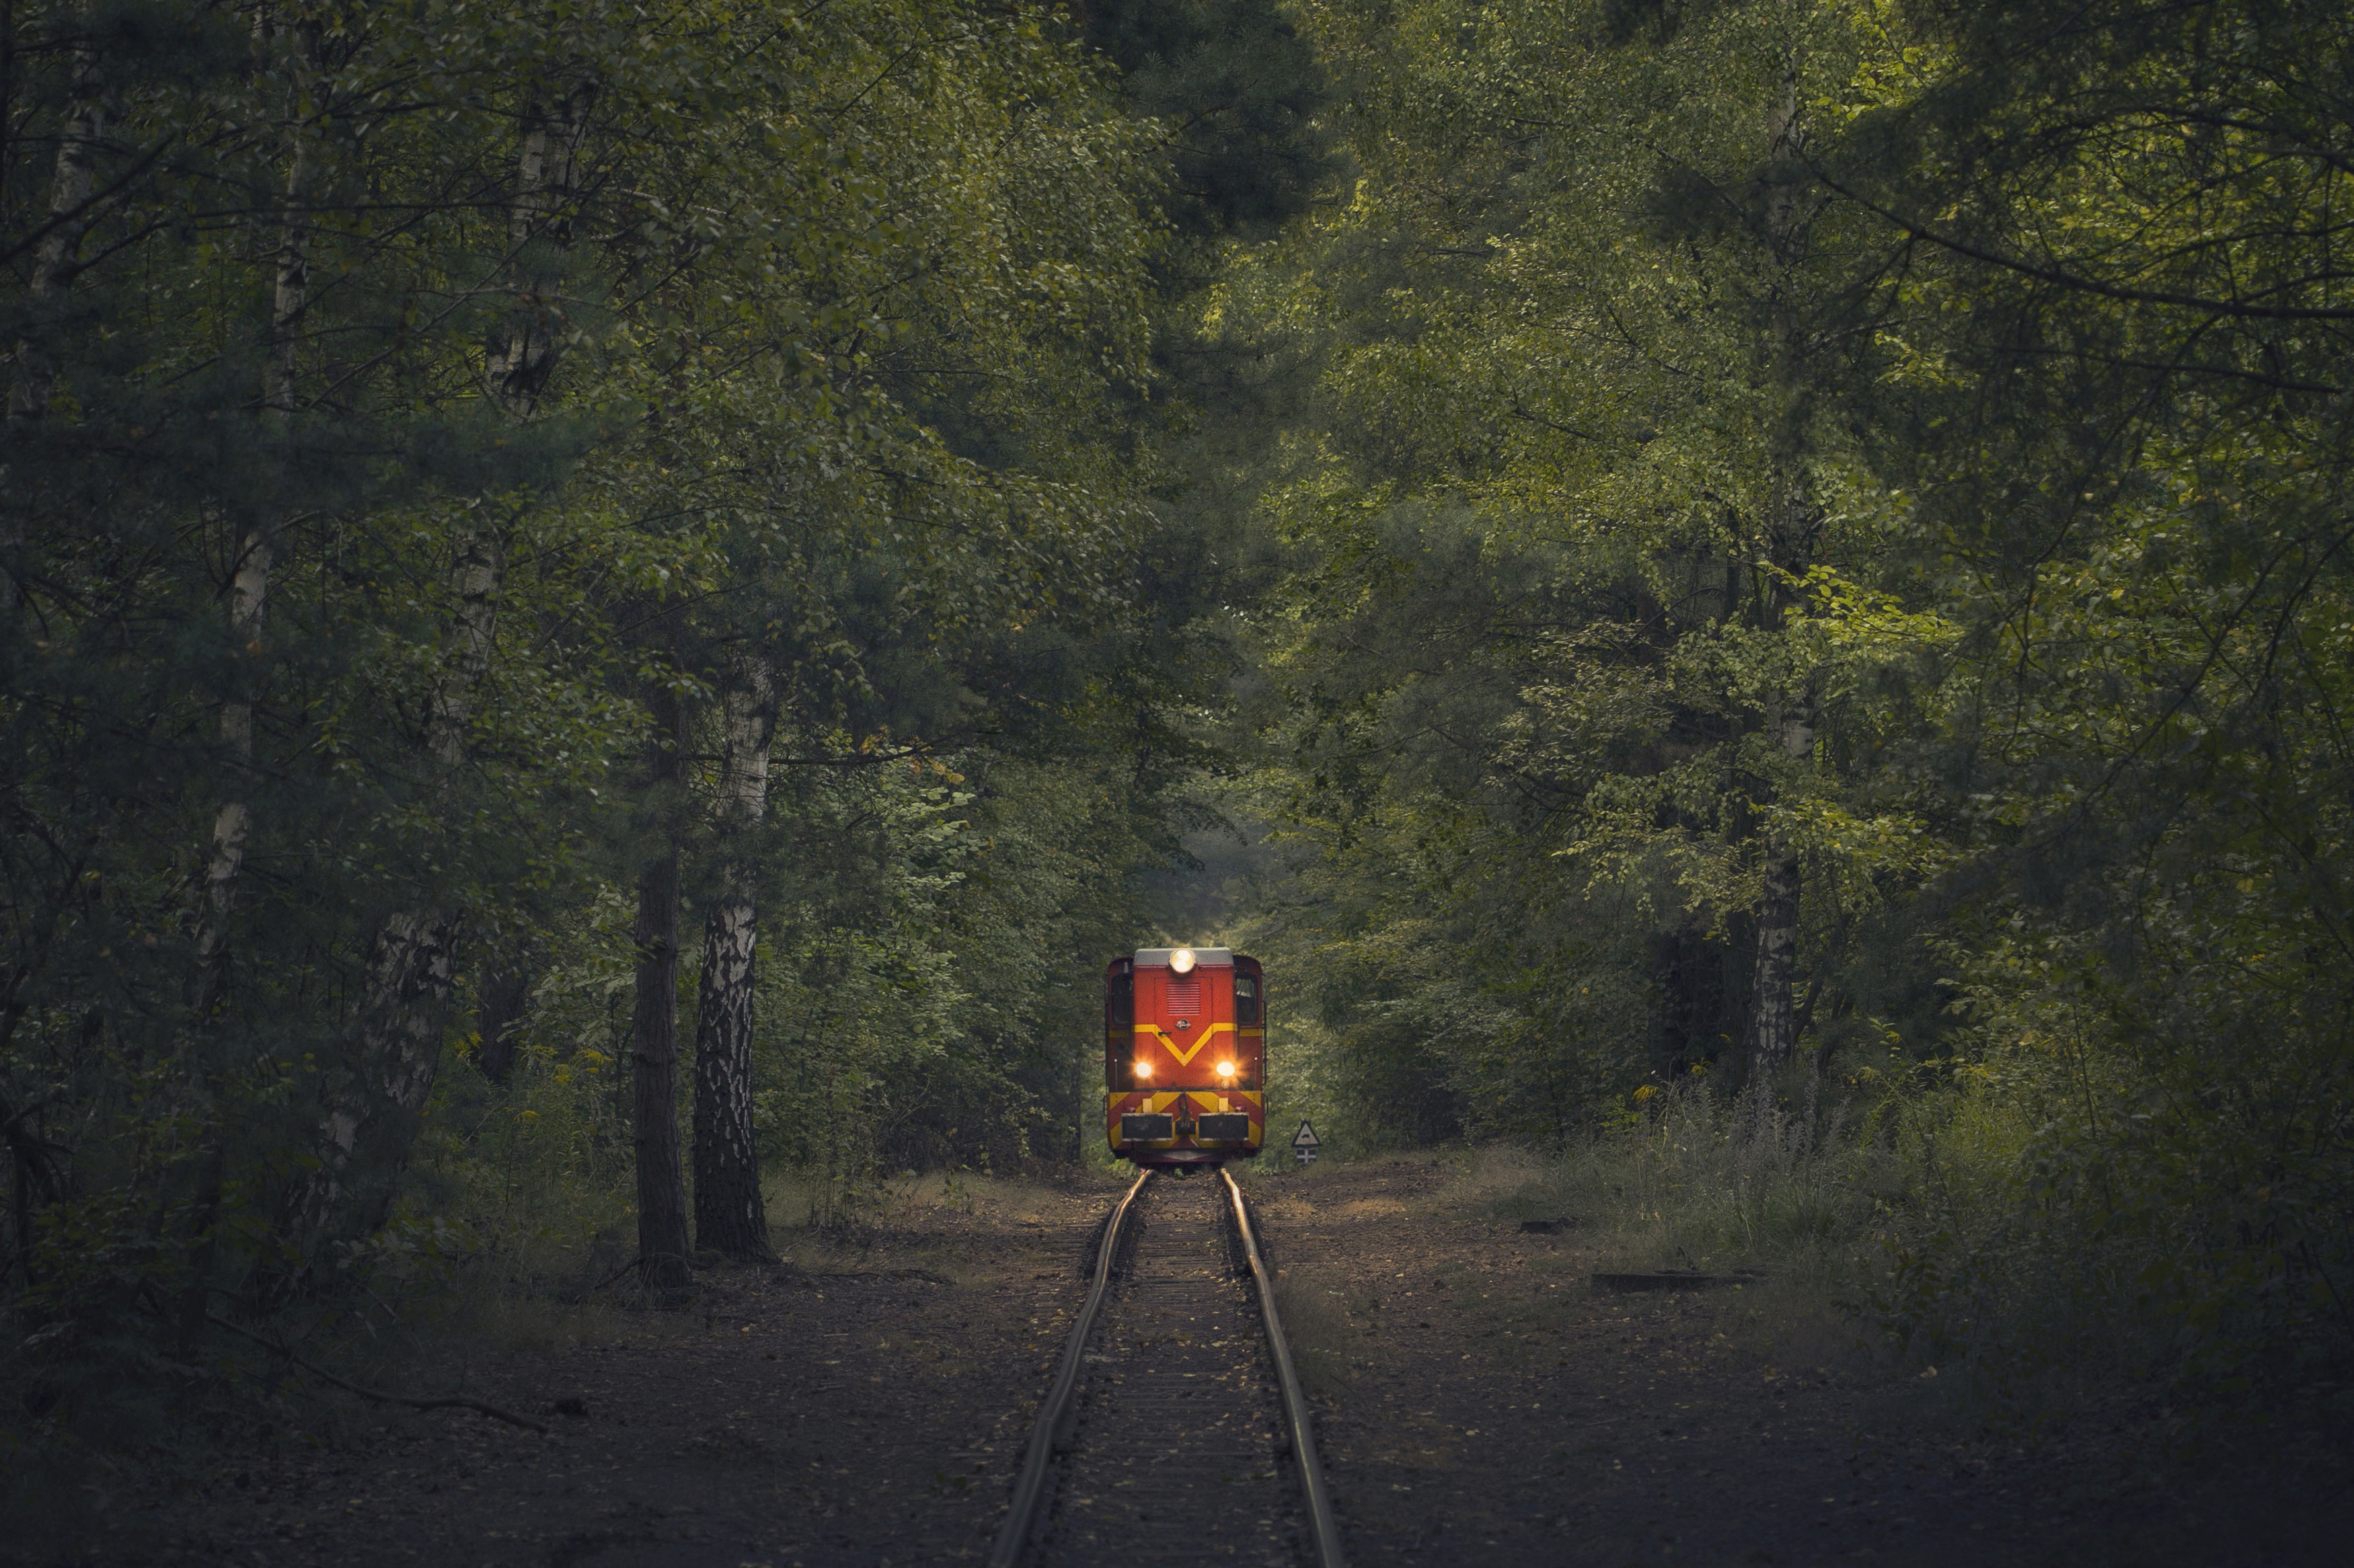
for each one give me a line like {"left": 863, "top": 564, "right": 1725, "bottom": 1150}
{"left": 1482, "top": 1074, "right": 2353, "bottom": 1432}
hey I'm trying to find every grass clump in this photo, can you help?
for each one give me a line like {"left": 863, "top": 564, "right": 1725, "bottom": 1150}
{"left": 1474, "top": 1078, "right": 2273, "bottom": 1428}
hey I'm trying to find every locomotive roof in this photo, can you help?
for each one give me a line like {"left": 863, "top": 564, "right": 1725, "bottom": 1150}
{"left": 1133, "top": 947, "right": 1235, "bottom": 967}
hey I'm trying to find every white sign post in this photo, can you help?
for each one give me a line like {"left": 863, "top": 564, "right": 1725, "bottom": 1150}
{"left": 1292, "top": 1120, "right": 1320, "bottom": 1167}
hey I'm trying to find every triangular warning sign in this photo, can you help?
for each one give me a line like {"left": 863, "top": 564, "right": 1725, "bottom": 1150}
{"left": 1292, "top": 1120, "right": 1320, "bottom": 1148}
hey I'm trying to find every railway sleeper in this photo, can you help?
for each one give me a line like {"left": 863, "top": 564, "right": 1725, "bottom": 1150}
{"left": 988, "top": 1169, "right": 1342, "bottom": 1568}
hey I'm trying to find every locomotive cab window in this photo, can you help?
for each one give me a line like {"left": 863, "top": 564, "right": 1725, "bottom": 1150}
{"left": 1104, "top": 966, "right": 1135, "bottom": 1090}
{"left": 1235, "top": 974, "right": 1260, "bottom": 1027}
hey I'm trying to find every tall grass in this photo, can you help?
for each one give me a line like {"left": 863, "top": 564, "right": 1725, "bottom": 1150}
{"left": 1494, "top": 1087, "right": 1902, "bottom": 1278}
{"left": 1477, "top": 1076, "right": 2234, "bottom": 1426}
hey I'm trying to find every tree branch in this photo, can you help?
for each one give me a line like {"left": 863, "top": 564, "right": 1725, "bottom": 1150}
{"left": 1813, "top": 163, "right": 2354, "bottom": 321}
{"left": 204, "top": 1312, "right": 547, "bottom": 1433}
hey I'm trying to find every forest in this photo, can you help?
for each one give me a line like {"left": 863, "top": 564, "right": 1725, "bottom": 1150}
{"left": 3, "top": 0, "right": 2351, "bottom": 1513}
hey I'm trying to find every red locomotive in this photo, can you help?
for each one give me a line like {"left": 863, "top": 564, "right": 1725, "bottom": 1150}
{"left": 1103, "top": 947, "right": 1266, "bottom": 1166}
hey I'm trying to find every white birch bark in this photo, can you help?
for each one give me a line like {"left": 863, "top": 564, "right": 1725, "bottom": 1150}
{"left": 1741, "top": 695, "right": 1813, "bottom": 1126}
{"left": 180, "top": 15, "right": 315, "bottom": 1330}
{"left": 5, "top": 22, "right": 110, "bottom": 627}
{"left": 693, "top": 653, "right": 776, "bottom": 1260}
{"left": 289, "top": 82, "right": 593, "bottom": 1251}
{"left": 8, "top": 32, "right": 108, "bottom": 423}
{"left": 196, "top": 24, "right": 315, "bottom": 1001}
{"left": 1739, "top": 61, "right": 1820, "bottom": 1136}
{"left": 484, "top": 84, "right": 593, "bottom": 418}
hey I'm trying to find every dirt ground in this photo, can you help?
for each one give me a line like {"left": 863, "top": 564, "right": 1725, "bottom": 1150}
{"left": 70, "top": 1173, "right": 1123, "bottom": 1568}
{"left": 55, "top": 1156, "right": 2354, "bottom": 1568}
{"left": 1256, "top": 1155, "right": 2354, "bottom": 1568}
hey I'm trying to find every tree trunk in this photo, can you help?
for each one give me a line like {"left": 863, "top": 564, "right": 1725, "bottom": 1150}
{"left": 1737, "top": 58, "right": 1822, "bottom": 1136}
{"left": 195, "top": 31, "right": 313, "bottom": 1002}
{"left": 335, "top": 910, "right": 460, "bottom": 1218}
{"left": 0, "top": 30, "right": 108, "bottom": 629}
{"left": 280, "top": 522, "right": 500, "bottom": 1253}
{"left": 1745, "top": 836, "right": 1800, "bottom": 1077}
{"left": 1761, "top": 60, "right": 1804, "bottom": 270}
{"left": 332, "top": 79, "right": 590, "bottom": 1099}
{"left": 180, "top": 19, "right": 316, "bottom": 1332}
{"left": 1741, "top": 697, "right": 1813, "bottom": 1132}
{"left": 633, "top": 682, "right": 693, "bottom": 1290}
{"left": 7, "top": 30, "right": 107, "bottom": 424}
{"left": 194, "top": 537, "right": 268, "bottom": 1003}
{"left": 486, "top": 83, "right": 594, "bottom": 418}
{"left": 344, "top": 524, "right": 501, "bottom": 1090}
{"left": 476, "top": 960, "right": 532, "bottom": 1085}
{"left": 334, "top": 72, "right": 584, "bottom": 1133}
{"left": 287, "top": 76, "right": 592, "bottom": 1253}
{"left": 693, "top": 654, "right": 775, "bottom": 1261}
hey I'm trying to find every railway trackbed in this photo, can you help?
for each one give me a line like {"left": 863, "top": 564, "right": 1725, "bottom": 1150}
{"left": 986, "top": 1167, "right": 1346, "bottom": 1568}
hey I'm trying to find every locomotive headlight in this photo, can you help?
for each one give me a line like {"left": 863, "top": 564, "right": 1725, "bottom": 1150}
{"left": 1135, "top": 1059, "right": 1152, "bottom": 1079}
{"left": 1169, "top": 947, "right": 1197, "bottom": 974}
{"left": 1216, "top": 1060, "right": 1236, "bottom": 1078}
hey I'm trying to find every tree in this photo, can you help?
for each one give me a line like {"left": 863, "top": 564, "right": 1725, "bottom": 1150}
{"left": 1801, "top": 0, "right": 2354, "bottom": 1370}
{"left": 690, "top": 652, "right": 775, "bottom": 1260}
{"left": 1222, "top": 0, "right": 1936, "bottom": 1134}
{"left": 0, "top": 0, "right": 1166, "bottom": 1371}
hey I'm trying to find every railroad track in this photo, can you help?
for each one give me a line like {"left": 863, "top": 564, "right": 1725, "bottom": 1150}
{"left": 987, "top": 1167, "right": 1346, "bottom": 1568}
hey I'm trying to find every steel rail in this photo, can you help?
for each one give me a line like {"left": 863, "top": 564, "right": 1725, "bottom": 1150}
{"left": 1222, "top": 1165, "right": 1348, "bottom": 1568}
{"left": 987, "top": 1166, "right": 1153, "bottom": 1568}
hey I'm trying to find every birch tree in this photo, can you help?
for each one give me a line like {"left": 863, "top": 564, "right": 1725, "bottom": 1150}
{"left": 691, "top": 652, "right": 775, "bottom": 1261}
{"left": 286, "top": 65, "right": 600, "bottom": 1260}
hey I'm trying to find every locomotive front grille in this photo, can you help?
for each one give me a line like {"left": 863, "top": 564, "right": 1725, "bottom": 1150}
{"left": 1196, "top": 1113, "right": 1252, "bottom": 1142}
{"left": 1121, "top": 1113, "right": 1174, "bottom": 1142}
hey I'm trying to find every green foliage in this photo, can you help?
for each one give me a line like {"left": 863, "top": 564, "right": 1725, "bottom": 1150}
{"left": 1082, "top": 0, "right": 1337, "bottom": 243}
{"left": 749, "top": 749, "right": 1162, "bottom": 1181}
{"left": 1, "top": 0, "right": 1202, "bottom": 1462}
{"left": 1209, "top": 0, "right": 2354, "bottom": 1411}
{"left": 11, "top": 0, "right": 2352, "bottom": 1471}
